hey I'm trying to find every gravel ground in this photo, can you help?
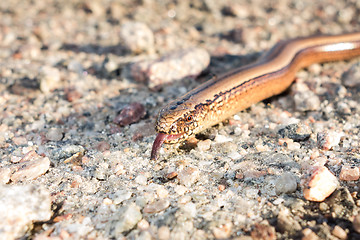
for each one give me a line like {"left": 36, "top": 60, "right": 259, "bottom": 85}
{"left": 1, "top": 0, "right": 360, "bottom": 239}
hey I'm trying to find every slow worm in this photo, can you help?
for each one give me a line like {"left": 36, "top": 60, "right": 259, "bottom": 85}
{"left": 151, "top": 32, "right": 360, "bottom": 160}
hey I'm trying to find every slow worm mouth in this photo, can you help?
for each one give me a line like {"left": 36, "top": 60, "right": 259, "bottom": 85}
{"left": 150, "top": 132, "right": 184, "bottom": 160}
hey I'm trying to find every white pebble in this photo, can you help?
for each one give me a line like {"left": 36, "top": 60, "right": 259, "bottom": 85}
{"left": 156, "top": 187, "right": 169, "bottom": 198}
{"left": 317, "top": 131, "right": 344, "bottom": 150}
{"left": 174, "top": 185, "right": 188, "bottom": 195}
{"left": 114, "top": 205, "right": 142, "bottom": 235}
{"left": 38, "top": 66, "right": 61, "bottom": 93}
{"left": 197, "top": 139, "right": 211, "bottom": 151}
{"left": 181, "top": 202, "right": 197, "bottom": 218}
{"left": 303, "top": 166, "right": 339, "bottom": 202}
{"left": 177, "top": 167, "right": 200, "bottom": 187}
{"left": 113, "top": 190, "right": 132, "bottom": 205}
{"left": 214, "top": 134, "right": 233, "bottom": 143}
{"left": 120, "top": 22, "right": 154, "bottom": 53}
{"left": 0, "top": 168, "right": 11, "bottom": 184}
{"left": 135, "top": 175, "right": 148, "bottom": 185}
{"left": 158, "top": 226, "right": 171, "bottom": 240}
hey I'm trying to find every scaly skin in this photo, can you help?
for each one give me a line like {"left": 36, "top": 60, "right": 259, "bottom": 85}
{"left": 151, "top": 32, "right": 360, "bottom": 160}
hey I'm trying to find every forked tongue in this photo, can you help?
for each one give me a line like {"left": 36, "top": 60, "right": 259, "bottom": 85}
{"left": 150, "top": 133, "right": 168, "bottom": 160}
{"left": 150, "top": 132, "right": 184, "bottom": 160}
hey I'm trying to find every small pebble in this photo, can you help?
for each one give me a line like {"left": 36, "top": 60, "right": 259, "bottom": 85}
{"left": 158, "top": 226, "right": 171, "bottom": 240}
{"left": 337, "top": 7, "right": 355, "bottom": 23}
{"left": 17, "top": 44, "right": 41, "bottom": 59}
{"left": 38, "top": 66, "right": 61, "bottom": 93}
{"left": 67, "top": 60, "right": 83, "bottom": 73}
{"left": 278, "top": 123, "right": 311, "bottom": 141}
{"left": 274, "top": 172, "right": 298, "bottom": 195}
{"left": 337, "top": 102, "right": 351, "bottom": 115}
{"left": 339, "top": 165, "right": 360, "bottom": 181}
{"left": 294, "top": 91, "right": 320, "bottom": 111}
{"left": 120, "top": 22, "right": 154, "bottom": 53}
{"left": 183, "top": 202, "right": 197, "bottom": 218}
{"left": 319, "top": 202, "right": 329, "bottom": 211}
{"left": 135, "top": 175, "right": 148, "bottom": 185}
{"left": 143, "top": 199, "right": 170, "bottom": 213}
{"left": 113, "top": 190, "right": 132, "bottom": 205}
{"left": 10, "top": 151, "right": 50, "bottom": 182}
{"left": 174, "top": 185, "right": 188, "bottom": 195}
{"left": 214, "top": 134, "right": 233, "bottom": 143}
{"left": 302, "top": 166, "right": 339, "bottom": 202}
{"left": 96, "top": 141, "right": 111, "bottom": 152}
{"left": 317, "top": 131, "right": 343, "bottom": 150}
{"left": 197, "top": 139, "right": 212, "bottom": 151}
{"left": 137, "top": 219, "right": 150, "bottom": 230}
{"left": 177, "top": 167, "right": 200, "bottom": 187}
{"left": 302, "top": 228, "right": 319, "bottom": 240}
{"left": 113, "top": 205, "right": 142, "bottom": 236}
{"left": 166, "top": 171, "right": 178, "bottom": 179}
{"left": 45, "top": 128, "right": 63, "bottom": 141}
{"left": 103, "top": 198, "right": 113, "bottom": 205}
{"left": 213, "top": 222, "right": 233, "bottom": 239}
{"left": 12, "top": 136, "right": 28, "bottom": 145}
{"left": 0, "top": 168, "right": 11, "bottom": 184}
{"left": 178, "top": 195, "right": 192, "bottom": 204}
{"left": 94, "top": 162, "right": 109, "bottom": 180}
{"left": 342, "top": 62, "right": 360, "bottom": 87}
{"left": 156, "top": 187, "right": 169, "bottom": 199}
{"left": 113, "top": 103, "right": 146, "bottom": 126}
{"left": 308, "top": 64, "right": 322, "bottom": 75}
{"left": 331, "top": 225, "right": 347, "bottom": 240}
{"left": 353, "top": 214, "right": 360, "bottom": 233}
{"left": 131, "top": 48, "right": 210, "bottom": 89}
{"left": 286, "top": 141, "right": 301, "bottom": 150}
{"left": 243, "top": 169, "right": 267, "bottom": 179}
{"left": 64, "top": 88, "right": 82, "bottom": 102}
{"left": 273, "top": 197, "right": 285, "bottom": 205}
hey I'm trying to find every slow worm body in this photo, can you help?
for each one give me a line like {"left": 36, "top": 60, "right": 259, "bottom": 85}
{"left": 151, "top": 33, "right": 360, "bottom": 160}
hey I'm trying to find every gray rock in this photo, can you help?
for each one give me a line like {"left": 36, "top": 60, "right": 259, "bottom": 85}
{"left": 275, "top": 172, "right": 298, "bottom": 195}
{"left": 45, "top": 127, "right": 63, "bottom": 141}
{"left": 342, "top": 62, "right": 360, "bottom": 87}
{"left": 278, "top": 123, "right": 311, "bottom": 141}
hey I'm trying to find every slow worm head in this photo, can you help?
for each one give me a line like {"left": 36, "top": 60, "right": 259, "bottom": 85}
{"left": 151, "top": 32, "right": 360, "bottom": 160}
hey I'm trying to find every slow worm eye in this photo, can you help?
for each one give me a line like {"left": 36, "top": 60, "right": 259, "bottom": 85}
{"left": 186, "top": 115, "right": 193, "bottom": 122}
